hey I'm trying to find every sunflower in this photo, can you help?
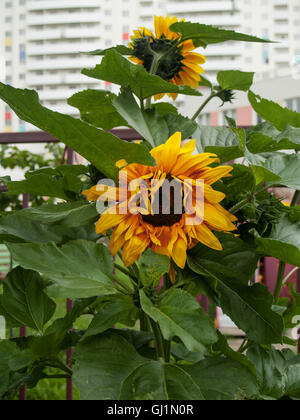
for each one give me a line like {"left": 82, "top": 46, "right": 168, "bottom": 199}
{"left": 129, "top": 15, "right": 206, "bottom": 100}
{"left": 82, "top": 133, "right": 237, "bottom": 272}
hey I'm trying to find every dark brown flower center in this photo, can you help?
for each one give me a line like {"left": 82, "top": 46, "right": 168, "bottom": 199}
{"left": 141, "top": 174, "right": 183, "bottom": 227}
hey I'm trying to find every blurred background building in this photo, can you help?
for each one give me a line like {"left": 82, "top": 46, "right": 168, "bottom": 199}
{"left": 0, "top": 0, "right": 299, "bottom": 131}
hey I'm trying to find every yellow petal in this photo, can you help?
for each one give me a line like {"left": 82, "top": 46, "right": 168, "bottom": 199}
{"left": 151, "top": 132, "right": 182, "bottom": 172}
{"left": 194, "top": 223, "right": 223, "bottom": 251}
{"left": 204, "top": 202, "right": 236, "bottom": 231}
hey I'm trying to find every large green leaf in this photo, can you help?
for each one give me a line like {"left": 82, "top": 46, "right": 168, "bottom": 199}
{"left": 164, "top": 113, "right": 198, "bottom": 140}
{"left": 138, "top": 249, "right": 170, "bottom": 287}
{"left": 0, "top": 206, "right": 99, "bottom": 244}
{"left": 188, "top": 234, "right": 284, "bottom": 344}
{"left": 0, "top": 267, "right": 56, "bottom": 332}
{"left": 254, "top": 215, "right": 300, "bottom": 267}
{"left": 247, "top": 124, "right": 300, "bottom": 153}
{"left": 0, "top": 83, "right": 153, "bottom": 181}
{"left": 82, "top": 50, "right": 202, "bottom": 100}
{"left": 140, "top": 289, "right": 217, "bottom": 352}
{"left": 85, "top": 45, "right": 132, "bottom": 56}
{"left": 248, "top": 91, "right": 300, "bottom": 131}
{"left": 112, "top": 88, "right": 169, "bottom": 147}
{"left": 73, "top": 331, "right": 206, "bottom": 400}
{"left": 182, "top": 356, "right": 259, "bottom": 400}
{"left": 19, "top": 202, "right": 98, "bottom": 228}
{"left": 0, "top": 341, "right": 20, "bottom": 396}
{"left": 194, "top": 126, "right": 242, "bottom": 163}
{"left": 264, "top": 154, "right": 300, "bottom": 190}
{"left": 6, "top": 240, "right": 116, "bottom": 299}
{"left": 6, "top": 174, "right": 77, "bottom": 200}
{"left": 170, "top": 21, "right": 272, "bottom": 48}
{"left": 83, "top": 294, "right": 139, "bottom": 339}
{"left": 217, "top": 71, "right": 254, "bottom": 92}
{"left": 247, "top": 346, "right": 300, "bottom": 399}
{"left": 68, "top": 89, "right": 127, "bottom": 130}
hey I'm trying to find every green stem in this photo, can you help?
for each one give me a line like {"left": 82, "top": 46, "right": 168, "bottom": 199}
{"left": 114, "top": 264, "right": 137, "bottom": 282}
{"left": 140, "top": 311, "right": 150, "bottom": 332}
{"left": 149, "top": 318, "right": 165, "bottom": 362}
{"left": 274, "top": 261, "right": 286, "bottom": 304}
{"left": 229, "top": 197, "right": 252, "bottom": 214}
{"left": 192, "top": 92, "right": 218, "bottom": 120}
{"left": 164, "top": 340, "right": 171, "bottom": 363}
{"left": 114, "top": 276, "right": 134, "bottom": 294}
{"left": 283, "top": 267, "right": 299, "bottom": 285}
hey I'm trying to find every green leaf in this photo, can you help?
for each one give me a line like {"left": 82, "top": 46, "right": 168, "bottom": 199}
{"left": 164, "top": 113, "right": 198, "bottom": 140}
{"left": 82, "top": 50, "right": 202, "bottom": 100}
{"left": 264, "top": 154, "right": 300, "bottom": 190}
{"left": 112, "top": 88, "right": 169, "bottom": 147}
{"left": 68, "top": 89, "right": 127, "bottom": 130}
{"left": 140, "top": 288, "right": 217, "bottom": 352}
{"left": 254, "top": 215, "right": 300, "bottom": 267}
{"left": 6, "top": 174, "right": 78, "bottom": 201}
{"left": 0, "top": 341, "right": 20, "bottom": 395}
{"left": 248, "top": 91, "right": 300, "bottom": 130}
{"left": 0, "top": 176, "right": 10, "bottom": 184}
{"left": 152, "top": 102, "right": 178, "bottom": 116}
{"left": 194, "top": 126, "right": 242, "bottom": 163}
{"left": 188, "top": 234, "right": 284, "bottom": 345}
{"left": 84, "top": 45, "right": 132, "bottom": 56}
{"left": 214, "top": 332, "right": 257, "bottom": 378}
{"left": 0, "top": 204, "right": 99, "bottom": 244}
{"left": 138, "top": 249, "right": 170, "bottom": 287}
{"left": 6, "top": 240, "right": 116, "bottom": 299}
{"left": 250, "top": 165, "right": 281, "bottom": 186}
{"left": 170, "top": 21, "right": 272, "bottom": 48}
{"left": 73, "top": 331, "right": 206, "bottom": 400}
{"left": 19, "top": 202, "right": 98, "bottom": 228}
{"left": 0, "top": 267, "right": 56, "bottom": 331}
{"left": 182, "top": 356, "right": 259, "bottom": 400}
{"left": 217, "top": 71, "right": 254, "bottom": 92}
{"left": 0, "top": 83, "right": 153, "bottom": 181}
{"left": 247, "top": 346, "right": 300, "bottom": 399}
{"left": 247, "top": 124, "right": 300, "bottom": 153}
{"left": 83, "top": 294, "right": 139, "bottom": 339}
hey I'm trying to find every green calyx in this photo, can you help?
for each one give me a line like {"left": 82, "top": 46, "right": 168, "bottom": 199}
{"left": 131, "top": 34, "right": 184, "bottom": 81}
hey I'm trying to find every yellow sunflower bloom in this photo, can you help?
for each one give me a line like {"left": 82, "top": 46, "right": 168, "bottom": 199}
{"left": 82, "top": 133, "right": 237, "bottom": 271}
{"left": 129, "top": 15, "right": 206, "bottom": 101}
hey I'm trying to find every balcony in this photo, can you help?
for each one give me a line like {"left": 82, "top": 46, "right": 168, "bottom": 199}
{"left": 27, "top": 0, "right": 101, "bottom": 11}
{"left": 166, "top": 1, "right": 235, "bottom": 14}
{"left": 27, "top": 27, "right": 101, "bottom": 41}
{"left": 27, "top": 12, "right": 101, "bottom": 27}
{"left": 27, "top": 42, "right": 102, "bottom": 56}
{"left": 26, "top": 56, "right": 100, "bottom": 71}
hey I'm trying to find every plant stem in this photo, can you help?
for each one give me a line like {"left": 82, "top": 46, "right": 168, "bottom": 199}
{"left": 273, "top": 190, "right": 299, "bottom": 303}
{"left": 192, "top": 92, "right": 218, "bottom": 120}
{"left": 283, "top": 267, "right": 299, "bottom": 285}
{"left": 149, "top": 318, "right": 165, "bottom": 362}
{"left": 114, "top": 276, "right": 134, "bottom": 294}
{"left": 140, "top": 311, "right": 150, "bottom": 332}
{"left": 114, "top": 263, "right": 137, "bottom": 282}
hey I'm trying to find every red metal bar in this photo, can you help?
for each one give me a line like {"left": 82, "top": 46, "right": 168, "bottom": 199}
{"left": 0, "top": 129, "right": 141, "bottom": 145}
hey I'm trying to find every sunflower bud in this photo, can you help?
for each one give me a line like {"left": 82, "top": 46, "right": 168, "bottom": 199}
{"left": 215, "top": 86, "right": 235, "bottom": 105}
